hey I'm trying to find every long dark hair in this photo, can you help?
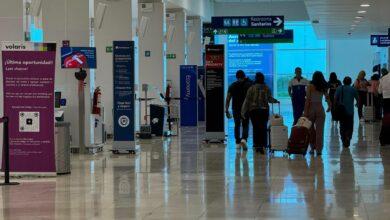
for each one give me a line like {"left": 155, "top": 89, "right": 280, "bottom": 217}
{"left": 329, "top": 72, "right": 338, "bottom": 83}
{"left": 311, "top": 71, "right": 328, "bottom": 92}
{"left": 255, "top": 72, "right": 265, "bottom": 84}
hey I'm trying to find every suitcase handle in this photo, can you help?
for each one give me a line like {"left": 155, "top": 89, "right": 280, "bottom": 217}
{"left": 367, "top": 92, "right": 374, "bottom": 107}
{"left": 271, "top": 103, "right": 281, "bottom": 115}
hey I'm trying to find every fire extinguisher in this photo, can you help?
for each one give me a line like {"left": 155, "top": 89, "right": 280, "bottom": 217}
{"left": 92, "top": 87, "right": 102, "bottom": 115}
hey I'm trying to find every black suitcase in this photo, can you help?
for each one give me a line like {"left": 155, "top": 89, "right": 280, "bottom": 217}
{"left": 380, "top": 114, "right": 390, "bottom": 146}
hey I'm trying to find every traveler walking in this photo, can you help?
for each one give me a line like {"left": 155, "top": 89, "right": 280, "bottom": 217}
{"left": 226, "top": 70, "right": 253, "bottom": 150}
{"left": 334, "top": 77, "right": 359, "bottom": 148}
{"left": 328, "top": 72, "right": 342, "bottom": 121}
{"left": 354, "top": 71, "right": 370, "bottom": 121}
{"left": 304, "top": 71, "right": 331, "bottom": 156}
{"left": 379, "top": 69, "right": 390, "bottom": 115}
{"left": 242, "top": 72, "right": 279, "bottom": 154}
{"left": 369, "top": 74, "right": 381, "bottom": 120}
{"left": 288, "top": 67, "right": 309, "bottom": 125}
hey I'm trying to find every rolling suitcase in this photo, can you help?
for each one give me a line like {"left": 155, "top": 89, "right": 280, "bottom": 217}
{"left": 364, "top": 93, "right": 375, "bottom": 122}
{"left": 287, "top": 126, "right": 310, "bottom": 156}
{"left": 269, "top": 103, "right": 288, "bottom": 153}
{"left": 380, "top": 114, "right": 390, "bottom": 146}
{"left": 269, "top": 103, "right": 284, "bottom": 126}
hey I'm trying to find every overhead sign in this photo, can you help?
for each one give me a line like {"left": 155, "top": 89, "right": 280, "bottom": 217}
{"left": 238, "top": 29, "right": 294, "bottom": 44}
{"left": 211, "top": 16, "right": 284, "bottom": 35}
{"left": 1, "top": 42, "right": 56, "bottom": 174}
{"left": 371, "top": 35, "right": 390, "bottom": 47}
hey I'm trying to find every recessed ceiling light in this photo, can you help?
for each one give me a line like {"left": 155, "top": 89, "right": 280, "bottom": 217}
{"left": 357, "top": 10, "right": 367, "bottom": 14}
{"left": 351, "top": 24, "right": 357, "bottom": 27}
{"left": 355, "top": 16, "right": 364, "bottom": 19}
{"left": 360, "top": 4, "right": 370, "bottom": 7}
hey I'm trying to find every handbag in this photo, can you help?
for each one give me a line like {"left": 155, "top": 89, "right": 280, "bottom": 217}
{"left": 334, "top": 86, "right": 346, "bottom": 121}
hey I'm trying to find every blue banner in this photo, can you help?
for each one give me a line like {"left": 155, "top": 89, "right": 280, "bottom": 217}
{"left": 180, "top": 65, "right": 198, "bottom": 126}
{"left": 113, "top": 41, "right": 134, "bottom": 143}
{"left": 371, "top": 35, "right": 390, "bottom": 47}
{"left": 198, "top": 67, "right": 205, "bottom": 122}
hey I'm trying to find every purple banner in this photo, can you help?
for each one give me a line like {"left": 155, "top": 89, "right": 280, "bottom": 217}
{"left": 2, "top": 42, "right": 56, "bottom": 173}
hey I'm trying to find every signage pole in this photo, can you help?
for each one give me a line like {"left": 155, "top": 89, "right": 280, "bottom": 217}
{"left": 0, "top": 117, "right": 19, "bottom": 186}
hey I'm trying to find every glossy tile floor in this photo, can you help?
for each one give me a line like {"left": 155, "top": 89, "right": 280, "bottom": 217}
{"left": 1, "top": 103, "right": 390, "bottom": 220}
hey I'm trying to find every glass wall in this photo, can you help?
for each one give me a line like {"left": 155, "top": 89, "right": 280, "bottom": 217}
{"left": 216, "top": 21, "right": 327, "bottom": 98}
{"left": 275, "top": 22, "right": 327, "bottom": 98}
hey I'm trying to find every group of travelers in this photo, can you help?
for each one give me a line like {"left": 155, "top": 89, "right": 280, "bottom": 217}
{"left": 225, "top": 67, "right": 390, "bottom": 155}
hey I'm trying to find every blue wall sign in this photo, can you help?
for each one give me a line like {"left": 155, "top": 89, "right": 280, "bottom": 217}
{"left": 113, "top": 41, "right": 135, "bottom": 145}
{"left": 197, "top": 67, "right": 206, "bottom": 122}
{"left": 371, "top": 35, "right": 390, "bottom": 47}
{"left": 180, "top": 65, "right": 198, "bottom": 126}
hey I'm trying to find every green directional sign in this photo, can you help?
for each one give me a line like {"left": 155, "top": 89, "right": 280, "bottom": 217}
{"left": 238, "top": 30, "right": 294, "bottom": 44}
{"left": 213, "top": 28, "right": 284, "bottom": 35}
{"left": 166, "top": 54, "right": 176, "bottom": 59}
{"left": 106, "top": 46, "right": 113, "bottom": 53}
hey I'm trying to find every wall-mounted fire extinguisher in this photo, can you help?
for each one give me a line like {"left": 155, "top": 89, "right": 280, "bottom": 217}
{"left": 92, "top": 86, "right": 102, "bottom": 115}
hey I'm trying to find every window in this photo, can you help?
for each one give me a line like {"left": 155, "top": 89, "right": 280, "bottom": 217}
{"left": 275, "top": 22, "right": 327, "bottom": 98}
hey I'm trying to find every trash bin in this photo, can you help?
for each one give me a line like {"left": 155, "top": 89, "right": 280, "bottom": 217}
{"left": 150, "top": 104, "right": 166, "bottom": 136}
{"left": 55, "top": 122, "right": 71, "bottom": 174}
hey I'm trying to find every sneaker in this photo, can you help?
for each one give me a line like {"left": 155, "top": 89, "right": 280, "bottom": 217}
{"left": 240, "top": 139, "right": 248, "bottom": 151}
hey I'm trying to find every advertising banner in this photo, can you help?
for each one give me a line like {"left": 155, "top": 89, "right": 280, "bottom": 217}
{"left": 197, "top": 67, "right": 206, "bottom": 122}
{"left": 60, "top": 47, "right": 97, "bottom": 69}
{"left": 113, "top": 41, "right": 135, "bottom": 152}
{"left": 1, "top": 41, "right": 56, "bottom": 174}
{"left": 180, "top": 65, "right": 198, "bottom": 126}
{"left": 205, "top": 45, "right": 225, "bottom": 141}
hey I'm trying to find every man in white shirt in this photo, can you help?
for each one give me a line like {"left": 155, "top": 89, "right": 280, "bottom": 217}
{"left": 379, "top": 69, "right": 390, "bottom": 115}
{"left": 288, "top": 67, "right": 310, "bottom": 125}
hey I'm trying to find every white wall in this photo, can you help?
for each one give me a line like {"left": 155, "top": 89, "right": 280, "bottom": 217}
{"left": 166, "top": 9, "right": 186, "bottom": 98}
{"left": 167, "top": 0, "right": 213, "bottom": 21}
{"left": 328, "top": 38, "right": 381, "bottom": 80}
{"left": 42, "top": 0, "right": 91, "bottom": 147}
{"left": 214, "top": 1, "right": 309, "bottom": 21}
{"left": 0, "top": 0, "right": 24, "bottom": 166}
{"left": 187, "top": 16, "right": 202, "bottom": 66}
{"left": 94, "top": 0, "right": 133, "bottom": 134}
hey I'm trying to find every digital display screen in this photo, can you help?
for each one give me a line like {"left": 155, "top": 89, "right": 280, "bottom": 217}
{"left": 61, "top": 47, "right": 97, "bottom": 69}
{"left": 216, "top": 35, "right": 274, "bottom": 93}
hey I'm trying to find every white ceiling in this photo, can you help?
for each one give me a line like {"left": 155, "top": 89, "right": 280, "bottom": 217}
{"left": 305, "top": 0, "right": 390, "bottom": 39}
{"left": 213, "top": 0, "right": 390, "bottom": 39}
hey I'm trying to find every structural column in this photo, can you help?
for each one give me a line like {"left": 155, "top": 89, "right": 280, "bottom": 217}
{"left": 42, "top": 0, "right": 91, "bottom": 149}
{"left": 138, "top": 0, "right": 166, "bottom": 123}
{"left": 166, "top": 8, "right": 187, "bottom": 102}
{"left": 187, "top": 16, "right": 203, "bottom": 66}
{"left": 0, "top": 0, "right": 24, "bottom": 163}
{"left": 94, "top": 0, "right": 134, "bottom": 135}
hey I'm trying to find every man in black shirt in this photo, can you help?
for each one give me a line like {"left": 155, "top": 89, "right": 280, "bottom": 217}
{"left": 225, "top": 70, "right": 252, "bottom": 150}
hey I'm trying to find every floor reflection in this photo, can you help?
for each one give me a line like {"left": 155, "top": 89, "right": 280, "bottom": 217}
{"left": 0, "top": 103, "right": 389, "bottom": 219}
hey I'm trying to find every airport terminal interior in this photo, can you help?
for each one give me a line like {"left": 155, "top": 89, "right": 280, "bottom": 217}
{"left": 1, "top": 0, "right": 390, "bottom": 219}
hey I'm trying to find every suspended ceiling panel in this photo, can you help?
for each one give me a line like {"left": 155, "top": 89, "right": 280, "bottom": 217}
{"left": 304, "top": 0, "right": 390, "bottom": 39}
